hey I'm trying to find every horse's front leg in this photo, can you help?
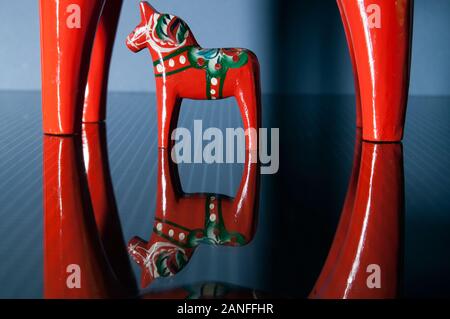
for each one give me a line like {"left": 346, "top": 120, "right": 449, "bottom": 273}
{"left": 156, "top": 86, "right": 182, "bottom": 148}
{"left": 39, "top": 0, "right": 105, "bottom": 135}
{"left": 234, "top": 62, "right": 261, "bottom": 153}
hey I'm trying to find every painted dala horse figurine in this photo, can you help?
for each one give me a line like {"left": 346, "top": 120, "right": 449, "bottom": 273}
{"left": 126, "top": 1, "right": 261, "bottom": 150}
{"left": 128, "top": 149, "right": 259, "bottom": 288}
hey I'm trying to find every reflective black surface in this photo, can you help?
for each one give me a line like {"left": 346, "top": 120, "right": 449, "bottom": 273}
{"left": 0, "top": 91, "right": 449, "bottom": 298}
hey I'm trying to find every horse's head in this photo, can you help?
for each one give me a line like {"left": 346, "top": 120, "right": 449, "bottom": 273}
{"left": 126, "top": 1, "right": 195, "bottom": 55}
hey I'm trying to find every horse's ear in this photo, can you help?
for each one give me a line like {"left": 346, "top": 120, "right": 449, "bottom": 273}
{"left": 140, "top": 2, "right": 158, "bottom": 21}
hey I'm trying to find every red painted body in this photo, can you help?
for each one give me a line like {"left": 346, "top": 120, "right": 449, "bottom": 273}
{"left": 126, "top": 2, "right": 261, "bottom": 149}
{"left": 337, "top": 0, "right": 413, "bottom": 141}
{"left": 39, "top": 0, "right": 122, "bottom": 135}
{"left": 43, "top": 125, "right": 135, "bottom": 298}
{"left": 310, "top": 131, "right": 404, "bottom": 299}
{"left": 128, "top": 149, "right": 259, "bottom": 288}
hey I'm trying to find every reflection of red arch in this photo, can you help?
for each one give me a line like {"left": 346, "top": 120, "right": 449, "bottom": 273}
{"left": 310, "top": 130, "right": 404, "bottom": 299}
{"left": 43, "top": 124, "right": 136, "bottom": 298}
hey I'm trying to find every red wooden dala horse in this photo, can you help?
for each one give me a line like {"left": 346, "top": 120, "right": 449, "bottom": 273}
{"left": 126, "top": 2, "right": 261, "bottom": 150}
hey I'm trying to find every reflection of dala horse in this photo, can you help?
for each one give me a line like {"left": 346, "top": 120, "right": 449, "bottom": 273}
{"left": 128, "top": 149, "right": 259, "bottom": 288}
{"left": 126, "top": 2, "right": 261, "bottom": 149}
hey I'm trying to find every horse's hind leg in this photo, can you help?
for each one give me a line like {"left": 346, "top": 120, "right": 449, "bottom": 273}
{"left": 234, "top": 61, "right": 262, "bottom": 153}
{"left": 39, "top": 0, "right": 105, "bottom": 135}
{"left": 83, "top": 0, "right": 123, "bottom": 123}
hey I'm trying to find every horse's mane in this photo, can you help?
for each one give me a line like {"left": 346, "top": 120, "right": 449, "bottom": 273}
{"left": 149, "top": 12, "right": 198, "bottom": 49}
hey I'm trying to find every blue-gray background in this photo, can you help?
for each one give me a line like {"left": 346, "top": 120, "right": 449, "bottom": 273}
{"left": 1, "top": 0, "right": 450, "bottom": 95}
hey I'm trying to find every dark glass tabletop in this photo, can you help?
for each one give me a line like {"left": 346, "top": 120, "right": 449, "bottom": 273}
{"left": 0, "top": 91, "right": 449, "bottom": 298}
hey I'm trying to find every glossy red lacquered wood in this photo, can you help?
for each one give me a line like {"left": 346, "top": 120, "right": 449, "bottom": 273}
{"left": 43, "top": 134, "right": 122, "bottom": 298}
{"left": 128, "top": 149, "right": 259, "bottom": 288}
{"left": 82, "top": 123, "right": 137, "bottom": 294}
{"left": 126, "top": 2, "right": 261, "bottom": 149}
{"left": 337, "top": 0, "right": 413, "bottom": 141}
{"left": 40, "top": 0, "right": 106, "bottom": 135}
{"left": 83, "top": 1, "right": 123, "bottom": 123}
{"left": 337, "top": 1, "right": 362, "bottom": 128}
{"left": 310, "top": 137, "right": 404, "bottom": 299}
